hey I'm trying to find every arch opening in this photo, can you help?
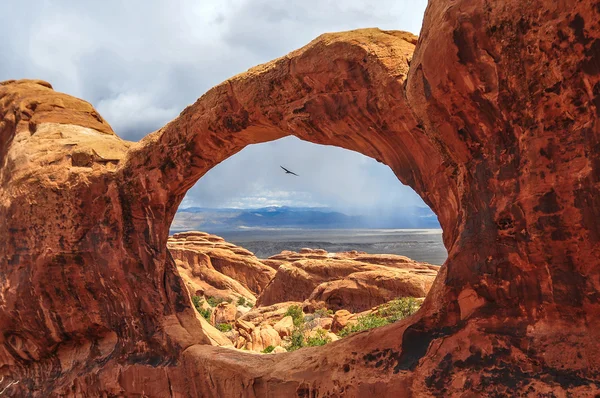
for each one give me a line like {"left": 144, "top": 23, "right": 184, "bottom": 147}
{"left": 167, "top": 134, "right": 447, "bottom": 353}
{"left": 171, "top": 136, "right": 446, "bottom": 263}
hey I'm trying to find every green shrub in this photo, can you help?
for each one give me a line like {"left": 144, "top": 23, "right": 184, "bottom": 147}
{"left": 192, "top": 296, "right": 212, "bottom": 321}
{"left": 287, "top": 327, "right": 332, "bottom": 351}
{"left": 286, "top": 326, "right": 305, "bottom": 351}
{"left": 192, "top": 296, "right": 203, "bottom": 312}
{"left": 338, "top": 314, "right": 390, "bottom": 337}
{"left": 306, "top": 329, "right": 331, "bottom": 347}
{"left": 262, "top": 345, "right": 275, "bottom": 354}
{"left": 236, "top": 296, "right": 254, "bottom": 307}
{"left": 337, "top": 297, "right": 421, "bottom": 338}
{"left": 206, "top": 296, "right": 225, "bottom": 307}
{"left": 313, "top": 308, "right": 333, "bottom": 318}
{"left": 284, "top": 305, "right": 305, "bottom": 327}
{"left": 198, "top": 308, "right": 212, "bottom": 322}
{"left": 216, "top": 323, "right": 233, "bottom": 332}
{"left": 379, "top": 297, "right": 421, "bottom": 322}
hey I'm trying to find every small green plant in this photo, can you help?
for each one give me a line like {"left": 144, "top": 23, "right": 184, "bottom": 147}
{"left": 337, "top": 297, "right": 421, "bottom": 338}
{"left": 262, "top": 345, "right": 276, "bottom": 353}
{"left": 192, "top": 296, "right": 203, "bottom": 311}
{"left": 313, "top": 308, "right": 333, "bottom": 318}
{"left": 287, "top": 326, "right": 305, "bottom": 351}
{"left": 284, "top": 305, "right": 305, "bottom": 327}
{"left": 338, "top": 314, "right": 390, "bottom": 337}
{"left": 306, "top": 329, "right": 331, "bottom": 347}
{"left": 216, "top": 323, "right": 233, "bottom": 332}
{"left": 199, "top": 308, "right": 211, "bottom": 322}
{"left": 206, "top": 296, "right": 225, "bottom": 307}
{"left": 191, "top": 296, "right": 212, "bottom": 321}
{"left": 379, "top": 297, "right": 421, "bottom": 322}
{"left": 236, "top": 296, "right": 254, "bottom": 307}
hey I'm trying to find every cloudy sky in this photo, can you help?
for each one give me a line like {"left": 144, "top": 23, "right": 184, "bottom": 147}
{"left": 0, "top": 0, "right": 429, "bottom": 214}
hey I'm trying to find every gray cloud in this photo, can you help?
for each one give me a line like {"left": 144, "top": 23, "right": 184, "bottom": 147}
{"left": 0, "top": 0, "right": 430, "bottom": 214}
{"left": 182, "top": 137, "right": 426, "bottom": 214}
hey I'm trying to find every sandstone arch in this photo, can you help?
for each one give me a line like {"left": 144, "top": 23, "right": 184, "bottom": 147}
{"left": 0, "top": 0, "right": 599, "bottom": 396}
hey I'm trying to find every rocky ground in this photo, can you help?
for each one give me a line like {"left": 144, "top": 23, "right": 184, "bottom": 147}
{"left": 168, "top": 231, "right": 438, "bottom": 353}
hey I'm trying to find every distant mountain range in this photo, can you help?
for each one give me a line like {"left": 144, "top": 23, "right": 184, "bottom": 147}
{"left": 170, "top": 206, "right": 440, "bottom": 232}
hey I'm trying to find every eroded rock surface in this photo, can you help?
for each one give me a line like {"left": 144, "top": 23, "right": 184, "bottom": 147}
{"left": 1, "top": 0, "right": 600, "bottom": 395}
{"left": 257, "top": 250, "right": 438, "bottom": 312}
{"left": 169, "top": 231, "right": 275, "bottom": 298}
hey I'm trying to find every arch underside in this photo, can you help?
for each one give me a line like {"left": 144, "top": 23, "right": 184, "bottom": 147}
{"left": 0, "top": 0, "right": 599, "bottom": 396}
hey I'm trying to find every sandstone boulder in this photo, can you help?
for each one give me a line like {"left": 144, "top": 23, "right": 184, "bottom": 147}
{"left": 273, "top": 316, "right": 294, "bottom": 338}
{"left": 235, "top": 318, "right": 255, "bottom": 334}
{"left": 308, "top": 268, "right": 436, "bottom": 312}
{"left": 331, "top": 310, "right": 354, "bottom": 333}
{"left": 249, "top": 325, "right": 281, "bottom": 352}
{"left": 211, "top": 302, "right": 238, "bottom": 325}
{"left": 238, "top": 301, "right": 302, "bottom": 326}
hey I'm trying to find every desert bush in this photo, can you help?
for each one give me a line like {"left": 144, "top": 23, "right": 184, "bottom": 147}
{"left": 284, "top": 305, "right": 305, "bottom": 327}
{"left": 338, "top": 314, "right": 390, "bottom": 337}
{"left": 191, "top": 296, "right": 212, "bottom": 321}
{"left": 199, "top": 308, "right": 212, "bottom": 322}
{"left": 192, "top": 296, "right": 203, "bottom": 311}
{"left": 306, "top": 329, "right": 331, "bottom": 347}
{"left": 236, "top": 296, "right": 254, "bottom": 307}
{"left": 206, "top": 296, "right": 225, "bottom": 307}
{"left": 216, "top": 323, "right": 233, "bottom": 332}
{"left": 379, "top": 297, "right": 421, "bottom": 322}
{"left": 314, "top": 308, "right": 333, "bottom": 317}
{"left": 286, "top": 326, "right": 305, "bottom": 351}
{"left": 337, "top": 297, "right": 421, "bottom": 337}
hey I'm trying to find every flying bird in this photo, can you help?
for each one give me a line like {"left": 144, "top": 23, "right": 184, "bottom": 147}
{"left": 280, "top": 166, "right": 299, "bottom": 176}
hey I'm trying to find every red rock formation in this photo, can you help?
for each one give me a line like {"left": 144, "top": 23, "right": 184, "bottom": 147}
{"left": 308, "top": 268, "right": 435, "bottom": 312}
{"left": 169, "top": 231, "right": 275, "bottom": 296}
{"left": 0, "top": 0, "right": 599, "bottom": 394}
{"left": 256, "top": 252, "right": 437, "bottom": 311}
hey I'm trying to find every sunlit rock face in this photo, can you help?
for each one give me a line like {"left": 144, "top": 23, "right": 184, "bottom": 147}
{"left": 1, "top": 0, "right": 599, "bottom": 394}
{"left": 168, "top": 231, "right": 275, "bottom": 301}
{"left": 257, "top": 249, "right": 438, "bottom": 311}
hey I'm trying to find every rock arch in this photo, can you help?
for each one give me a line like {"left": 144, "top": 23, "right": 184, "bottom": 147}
{"left": 0, "top": 0, "right": 599, "bottom": 396}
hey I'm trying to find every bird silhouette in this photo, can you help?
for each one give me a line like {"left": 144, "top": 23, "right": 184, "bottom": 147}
{"left": 280, "top": 166, "right": 299, "bottom": 176}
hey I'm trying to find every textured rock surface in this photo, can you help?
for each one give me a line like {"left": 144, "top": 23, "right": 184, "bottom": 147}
{"left": 257, "top": 251, "right": 438, "bottom": 311}
{"left": 0, "top": 0, "right": 599, "bottom": 394}
{"left": 307, "top": 268, "right": 434, "bottom": 312}
{"left": 169, "top": 231, "right": 275, "bottom": 297}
